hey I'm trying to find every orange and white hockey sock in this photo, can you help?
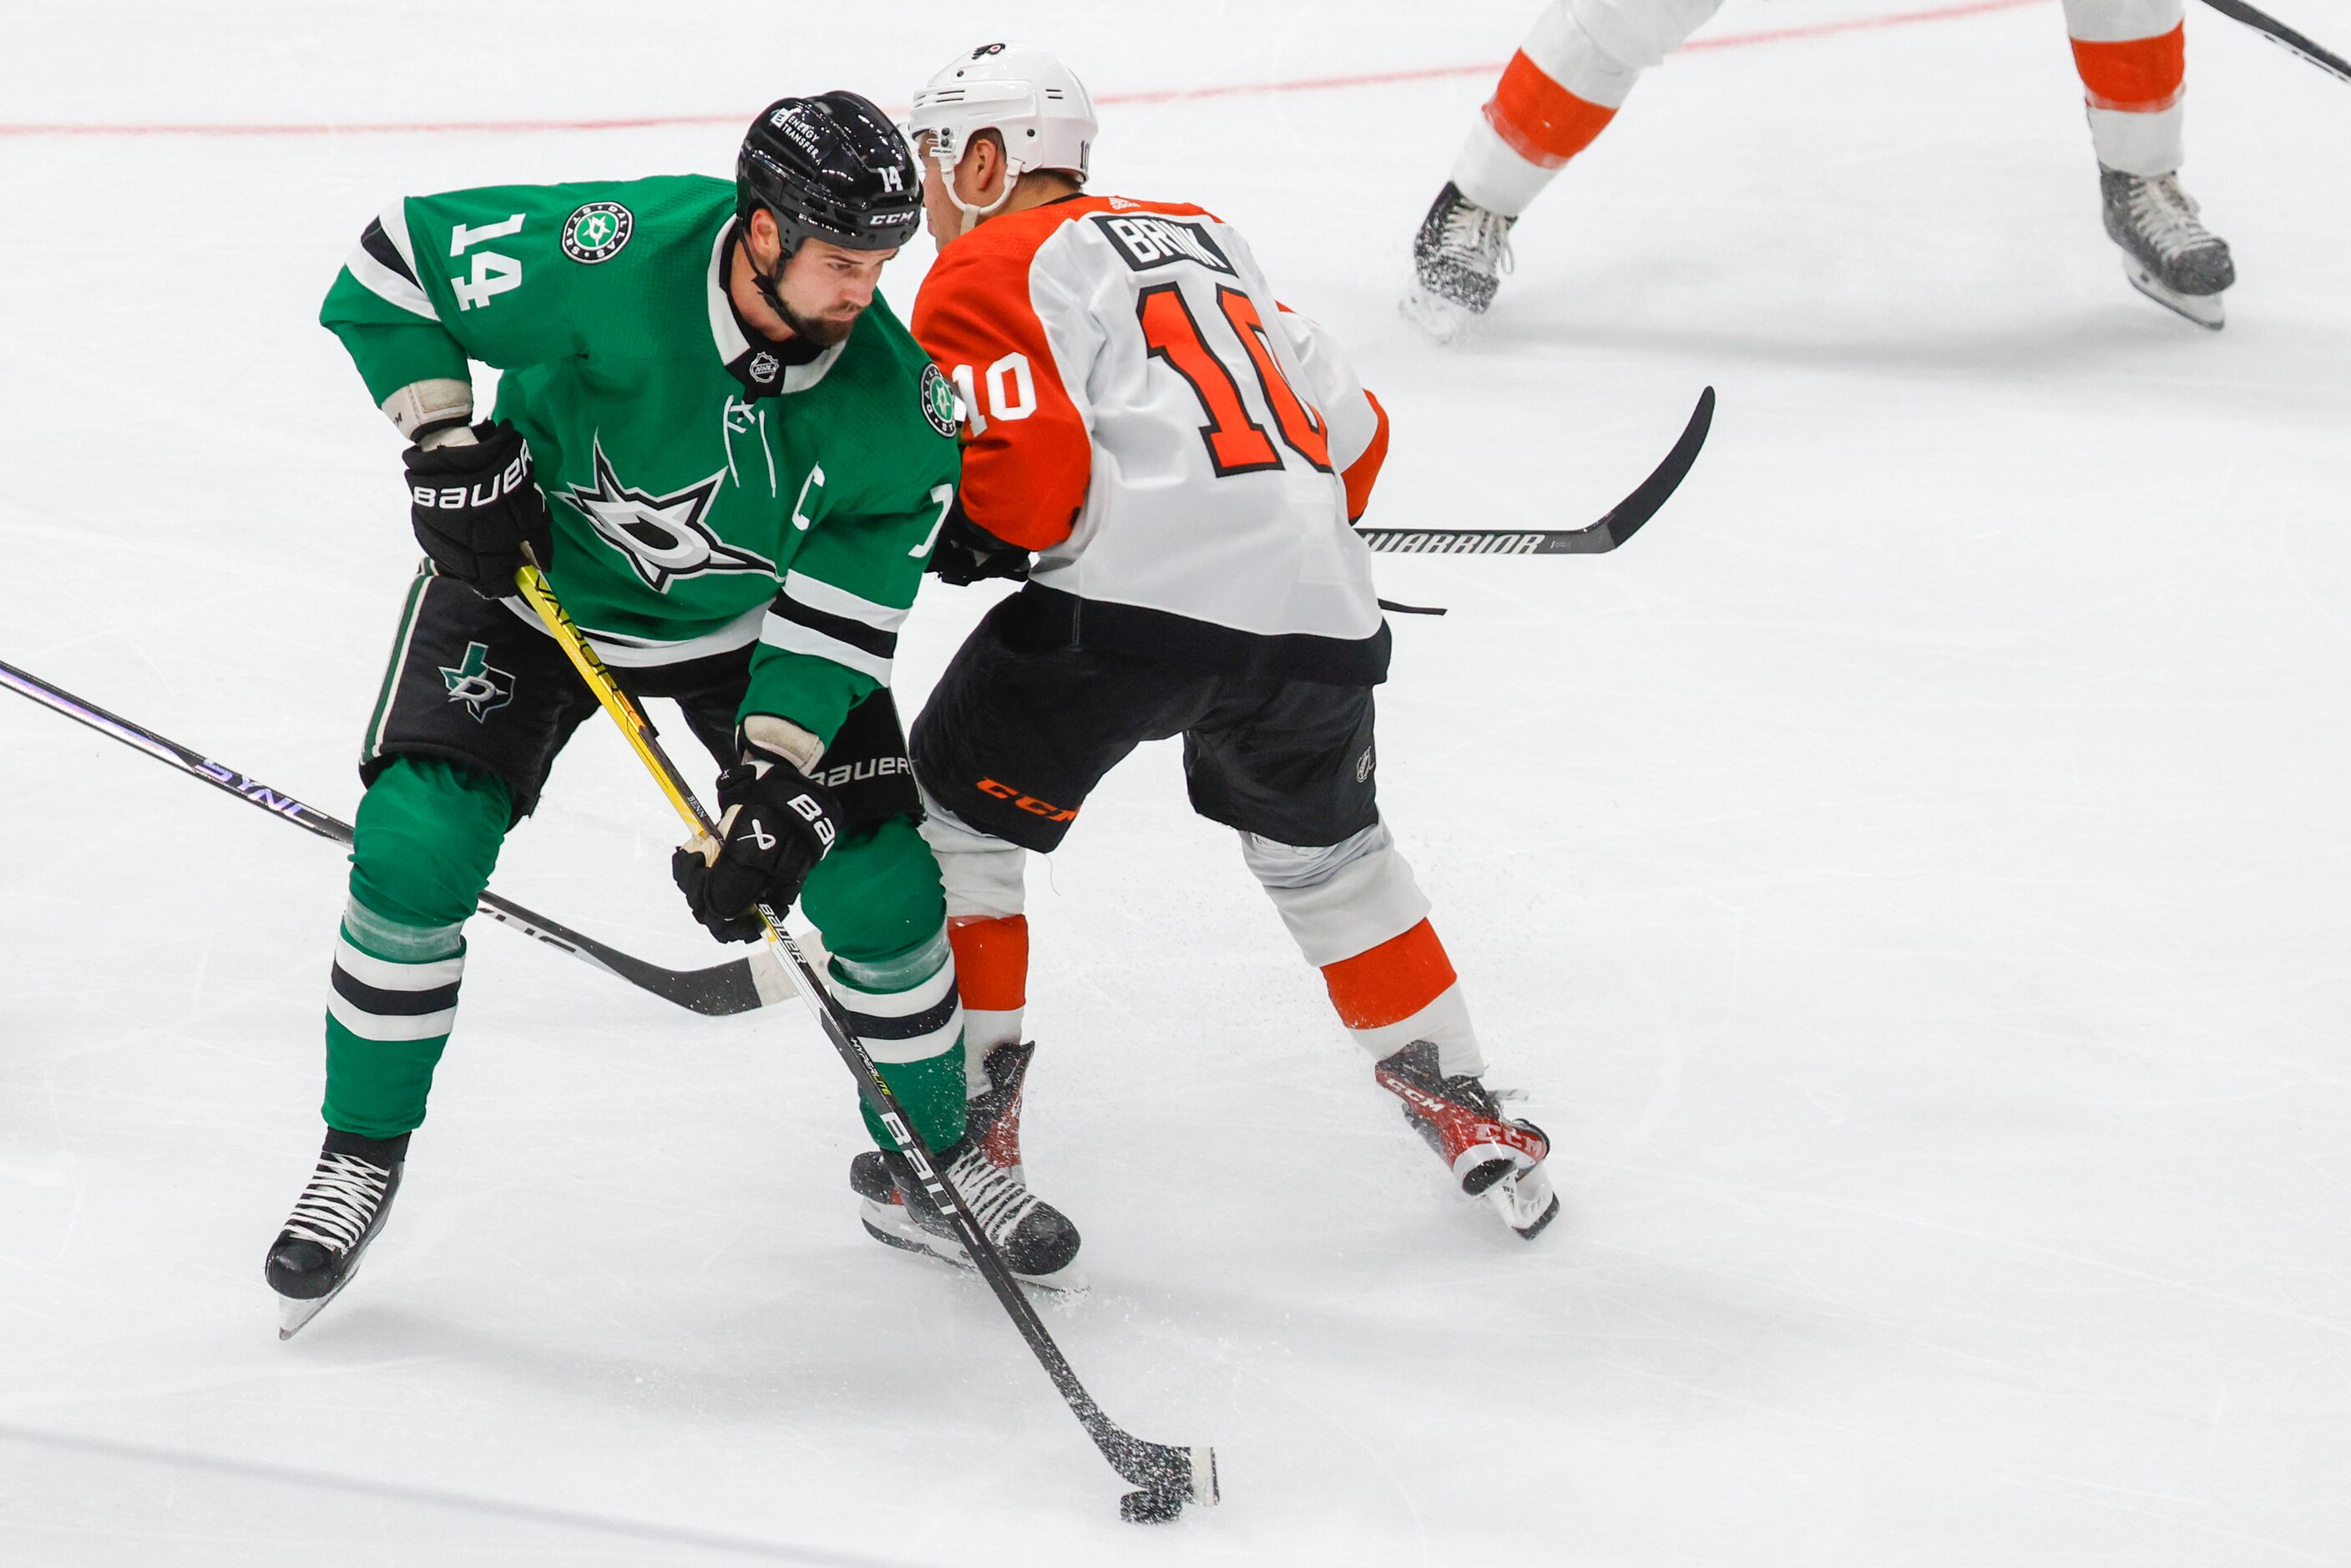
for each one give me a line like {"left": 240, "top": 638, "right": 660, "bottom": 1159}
{"left": 1449, "top": 0, "right": 1725, "bottom": 215}
{"left": 919, "top": 792, "right": 1031, "bottom": 1091}
{"left": 946, "top": 914, "right": 1029, "bottom": 1059}
{"left": 1241, "top": 822, "right": 1486, "bottom": 1078}
{"left": 1320, "top": 918, "right": 1483, "bottom": 1075}
{"left": 2063, "top": 0, "right": 2187, "bottom": 175}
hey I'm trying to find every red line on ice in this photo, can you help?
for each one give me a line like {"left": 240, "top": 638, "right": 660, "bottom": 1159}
{"left": 0, "top": 0, "right": 2050, "bottom": 139}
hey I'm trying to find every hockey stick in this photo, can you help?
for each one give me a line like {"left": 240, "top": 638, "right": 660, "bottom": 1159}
{"left": 1358, "top": 385, "right": 1716, "bottom": 555}
{"left": 511, "top": 558, "right": 1218, "bottom": 1525}
{"left": 0, "top": 656, "right": 789, "bottom": 1018}
{"left": 2197, "top": 0, "right": 2351, "bottom": 85}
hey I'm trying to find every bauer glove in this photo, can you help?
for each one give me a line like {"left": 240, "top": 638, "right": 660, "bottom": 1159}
{"left": 404, "top": 421, "right": 554, "bottom": 592}
{"left": 672, "top": 749, "right": 843, "bottom": 942}
{"left": 923, "top": 502, "right": 1031, "bottom": 587}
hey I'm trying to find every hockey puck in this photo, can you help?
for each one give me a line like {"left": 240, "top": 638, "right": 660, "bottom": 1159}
{"left": 1119, "top": 1489, "right": 1185, "bottom": 1525}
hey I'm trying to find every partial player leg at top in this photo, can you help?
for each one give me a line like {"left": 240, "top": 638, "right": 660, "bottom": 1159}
{"left": 1406, "top": 0, "right": 2234, "bottom": 335}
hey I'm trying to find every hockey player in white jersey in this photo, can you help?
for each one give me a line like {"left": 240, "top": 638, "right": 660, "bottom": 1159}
{"left": 861, "top": 43, "right": 1560, "bottom": 1252}
{"left": 1408, "top": 0, "right": 2236, "bottom": 333}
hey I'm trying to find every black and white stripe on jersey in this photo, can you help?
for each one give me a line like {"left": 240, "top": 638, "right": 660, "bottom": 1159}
{"left": 759, "top": 571, "right": 906, "bottom": 684}
{"left": 769, "top": 592, "right": 897, "bottom": 663}
{"left": 359, "top": 218, "right": 421, "bottom": 286}
{"left": 343, "top": 205, "right": 437, "bottom": 322}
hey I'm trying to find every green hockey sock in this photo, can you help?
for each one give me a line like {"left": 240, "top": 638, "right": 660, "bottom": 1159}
{"left": 833, "top": 925, "right": 967, "bottom": 1154}
{"left": 797, "top": 818, "right": 967, "bottom": 1151}
{"left": 321, "top": 757, "right": 510, "bottom": 1140}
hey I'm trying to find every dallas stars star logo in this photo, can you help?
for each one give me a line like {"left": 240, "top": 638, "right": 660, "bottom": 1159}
{"left": 440, "top": 642, "right": 514, "bottom": 722}
{"left": 559, "top": 438, "right": 772, "bottom": 593}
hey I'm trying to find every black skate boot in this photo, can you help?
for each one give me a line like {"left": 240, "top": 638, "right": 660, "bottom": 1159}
{"left": 852, "top": 1137, "right": 1085, "bottom": 1290}
{"left": 2101, "top": 166, "right": 2233, "bottom": 330}
{"left": 1375, "top": 1041, "right": 1559, "bottom": 1239}
{"left": 850, "top": 1044, "right": 1083, "bottom": 1289}
{"left": 264, "top": 1129, "right": 407, "bottom": 1340}
{"left": 1403, "top": 181, "right": 1516, "bottom": 341}
{"left": 964, "top": 1039, "right": 1035, "bottom": 1180}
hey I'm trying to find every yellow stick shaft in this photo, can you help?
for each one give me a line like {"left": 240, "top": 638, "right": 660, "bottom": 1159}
{"left": 513, "top": 560, "right": 715, "bottom": 838}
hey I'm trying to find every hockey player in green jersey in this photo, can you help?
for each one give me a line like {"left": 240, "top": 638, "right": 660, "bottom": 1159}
{"left": 267, "top": 94, "right": 1079, "bottom": 1340}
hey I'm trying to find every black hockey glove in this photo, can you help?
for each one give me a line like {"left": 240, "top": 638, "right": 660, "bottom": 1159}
{"left": 404, "top": 421, "right": 554, "bottom": 593}
{"left": 671, "top": 754, "right": 843, "bottom": 943}
{"left": 924, "top": 502, "right": 1031, "bottom": 587}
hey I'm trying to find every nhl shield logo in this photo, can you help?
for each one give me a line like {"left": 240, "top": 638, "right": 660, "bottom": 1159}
{"left": 561, "top": 202, "right": 634, "bottom": 264}
{"left": 919, "top": 362, "right": 959, "bottom": 438}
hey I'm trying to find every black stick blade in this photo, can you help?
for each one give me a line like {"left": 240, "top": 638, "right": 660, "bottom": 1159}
{"left": 1357, "top": 385, "right": 1716, "bottom": 557}
{"left": 473, "top": 893, "right": 787, "bottom": 1017}
{"left": 1567, "top": 383, "right": 1715, "bottom": 553}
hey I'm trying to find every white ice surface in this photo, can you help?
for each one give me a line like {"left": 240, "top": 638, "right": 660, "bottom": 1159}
{"left": 3, "top": 2, "right": 2348, "bottom": 1563}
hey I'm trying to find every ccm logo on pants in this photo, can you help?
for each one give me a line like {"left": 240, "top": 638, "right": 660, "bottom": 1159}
{"left": 978, "top": 778, "right": 1076, "bottom": 824}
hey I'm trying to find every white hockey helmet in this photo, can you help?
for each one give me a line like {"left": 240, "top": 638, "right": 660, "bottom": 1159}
{"left": 907, "top": 43, "right": 1098, "bottom": 205}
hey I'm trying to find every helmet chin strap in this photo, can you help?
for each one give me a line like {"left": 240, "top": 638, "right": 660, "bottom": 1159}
{"left": 745, "top": 219, "right": 794, "bottom": 315}
{"left": 933, "top": 143, "right": 1019, "bottom": 235}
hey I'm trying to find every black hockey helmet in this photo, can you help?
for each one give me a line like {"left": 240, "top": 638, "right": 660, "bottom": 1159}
{"left": 737, "top": 92, "right": 922, "bottom": 255}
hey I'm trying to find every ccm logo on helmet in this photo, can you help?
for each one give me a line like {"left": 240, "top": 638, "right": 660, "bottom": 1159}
{"left": 412, "top": 449, "right": 533, "bottom": 510}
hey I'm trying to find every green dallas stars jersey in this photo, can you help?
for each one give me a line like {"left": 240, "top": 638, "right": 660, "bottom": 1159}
{"left": 320, "top": 174, "right": 960, "bottom": 745}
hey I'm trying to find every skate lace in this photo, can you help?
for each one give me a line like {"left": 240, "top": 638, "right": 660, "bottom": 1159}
{"left": 282, "top": 1151, "right": 388, "bottom": 1254}
{"left": 2126, "top": 175, "right": 2215, "bottom": 261}
{"left": 1440, "top": 199, "right": 1514, "bottom": 276}
{"left": 948, "top": 1145, "right": 1041, "bottom": 1242}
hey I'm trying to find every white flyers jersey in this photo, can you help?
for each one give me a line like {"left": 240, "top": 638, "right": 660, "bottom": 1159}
{"left": 911, "top": 195, "right": 1394, "bottom": 685}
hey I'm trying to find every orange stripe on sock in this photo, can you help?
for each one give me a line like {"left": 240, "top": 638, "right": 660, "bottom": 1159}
{"left": 1484, "top": 52, "right": 1618, "bottom": 169}
{"left": 947, "top": 915, "right": 1027, "bottom": 1013}
{"left": 2070, "top": 25, "right": 2184, "bottom": 112}
{"left": 1322, "top": 919, "right": 1459, "bottom": 1031}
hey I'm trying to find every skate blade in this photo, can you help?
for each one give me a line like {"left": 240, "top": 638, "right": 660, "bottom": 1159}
{"left": 275, "top": 1260, "right": 361, "bottom": 1341}
{"left": 1399, "top": 284, "right": 1474, "bottom": 344}
{"left": 2122, "top": 260, "right": 2224, "bottom": 330}
{"left": 859, "top": 1206, "right": 1090, "bottom": 1295}
{"left": 1487, "top": 1165, "right": 1560, "bottom": 1241}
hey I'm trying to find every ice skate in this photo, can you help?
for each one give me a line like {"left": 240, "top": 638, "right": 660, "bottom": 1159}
{"left": 964, "top": 1039, "right": 1034, "bottom": 1181}
{"left": 852, "top": 1139, "right": 1087, "bottom": 1292}
{"left": 851, "top": 1042, "right": 1084, "bottom": 1289}
{"left": 264, "top": 1130, "right": 407, "bottom": 1339}
{"left": 1403, "top": 181, "right": 1515, "bottom": 341}
{"left": 1375, "top": 1041, "right": 1559, "bottom": 1239}
{"left": 2101, "top": 167, "right": 2233, "bottom": 330}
